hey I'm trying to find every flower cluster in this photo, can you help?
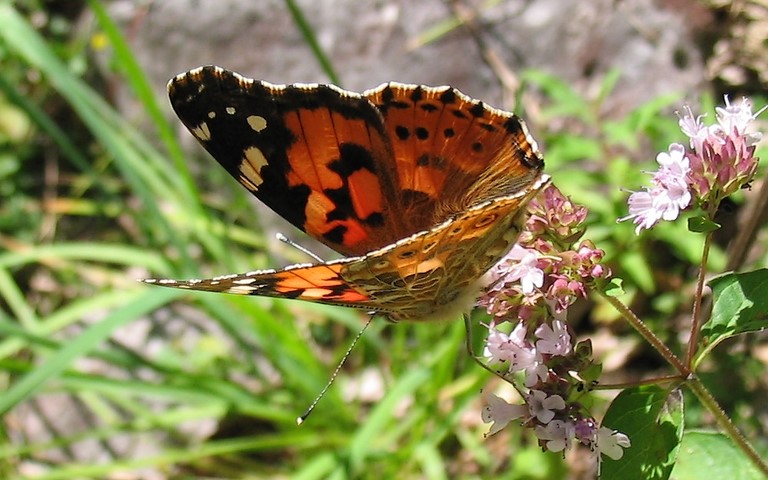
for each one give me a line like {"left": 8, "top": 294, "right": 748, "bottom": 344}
{"left": 478, "top": 185, "right": 626, "bottom": 464}
{"left": 621, "top": 96, "right": 764, "bottom": 233}
{"left": 479, "top": 186, "right": 610, "bottom": 322}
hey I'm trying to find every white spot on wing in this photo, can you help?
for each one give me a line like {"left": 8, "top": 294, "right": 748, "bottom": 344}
{"left": 247, "top": 115, "right": 267, "bottom": 132}
{"left": 226, "top": 106, "right": 236, "bottom": 115}
{"left": 227, "top": 285, "right": 261, "bottom": 294}
{"left": 208, "top": 111, "right": 216, "bottom": 119}
{"left": 241, "top": 147, "right": 268, "bottom": 189}
{"left": 191, "top": 122, "right": 211, "bottom": 141}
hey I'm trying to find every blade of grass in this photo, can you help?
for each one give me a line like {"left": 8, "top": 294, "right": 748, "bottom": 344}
{"left": 0, "top": 74, "right": 92, "bottom": 173}
{"left": 0, "top": 288, "right": 177, "bottom": 415}
{"left": 284, "top": 0, "right": 340, "bottom": 85}
{"left": 86, "top": 0, "right": 195, "bottom": 198}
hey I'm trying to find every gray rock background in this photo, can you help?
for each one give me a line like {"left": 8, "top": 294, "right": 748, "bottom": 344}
{"left": 106, "top": 0, "right": 711, "bottom": 120}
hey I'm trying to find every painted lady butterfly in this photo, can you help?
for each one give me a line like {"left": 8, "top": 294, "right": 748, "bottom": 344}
{"left": 144, "top": 66, "right": 549, "bottom": 322}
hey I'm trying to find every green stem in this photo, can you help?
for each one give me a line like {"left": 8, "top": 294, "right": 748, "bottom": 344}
{"left": 601, "top": 276, "right": 767, "bottom": 473}
{"left": 685, "top": 230, "right": 712, "bottom": 369}
{"left": 598, "top": 292, "right": 688, "bottom": 375}
{"left": 687, "top": 376, "right": 768, "bottom": 476}
{"left": 593, "top": 374, "right": 683, "bottom": 390}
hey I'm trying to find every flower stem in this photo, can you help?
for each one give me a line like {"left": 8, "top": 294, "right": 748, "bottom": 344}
{"left": 685, "top": 230, "right": 713, "bottom": 369}
{"left": 598, "top": 291, "right": 688, "bottom": 375}
{"left": 687, "top": 376, "right": 768, "bottom": 476}
{"left": 601, "top": 282, "right": 767, "bottom": 474}
{"left": 593, "top": 374, "right": 683, "bottom": 390}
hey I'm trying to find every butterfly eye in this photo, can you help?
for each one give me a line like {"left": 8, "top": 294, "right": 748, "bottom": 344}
{"left": 474, "top": 213, "right": 497, "bottom": 228}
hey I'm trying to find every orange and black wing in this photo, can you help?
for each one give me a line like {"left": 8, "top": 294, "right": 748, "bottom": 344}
{"left": 169, "top": 68, "right": 545, "bottom": 256}
{"left": 141, "top": 172, "right": 549, "bottom": 322}
{"left": 169, "top": 66, "right": 407, "bottom": 256}
{"left": 142, "top": 260, "right": 381, "bottom": 312}
{"left": 364, "top": 83, "right": 544, "bottom": 223}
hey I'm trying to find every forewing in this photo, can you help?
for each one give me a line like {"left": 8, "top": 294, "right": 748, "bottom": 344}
{"left": 169, "top": 66, "right": 406, "bottom": 256}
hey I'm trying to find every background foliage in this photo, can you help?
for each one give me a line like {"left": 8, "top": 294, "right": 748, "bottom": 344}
{"left": 1, "top": 1, "right": 766, "bottom": 478}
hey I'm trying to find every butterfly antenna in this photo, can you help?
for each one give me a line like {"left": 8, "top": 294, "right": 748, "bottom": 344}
{"left": 297, "top": 314, "right": 374, "bottom": 425}
{"left": 276, "top": 233, "right": 324, "bottom": 262}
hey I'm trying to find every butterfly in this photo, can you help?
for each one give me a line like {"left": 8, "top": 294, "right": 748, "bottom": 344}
{"left": 143, "top": 66, "right": 549, "bottom": 322}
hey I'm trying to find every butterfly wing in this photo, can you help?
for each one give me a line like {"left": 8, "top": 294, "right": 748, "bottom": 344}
{"left": 364, "top": 83, "right": 544, "bottom": 224}
{"left": 158, "top": 68, "right": 549, "bottom": 321}
{"left": 340, "top": 174, "right": 550, "bottom": 321}
{"left": 142, "top": 261, "right": 379, "bottom": 311}
{"left": 144, "top": 173, "right": 549, "bottom": 321}
{"left": 169, "top": 66, "right": 407, "bottom": 256}
{"left": 169, "top": 68, "right": 545, "bottom": 256}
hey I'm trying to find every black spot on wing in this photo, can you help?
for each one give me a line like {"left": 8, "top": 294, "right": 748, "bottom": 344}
{"left": 324, "top": 142, "right": 387, "bottom": 228}
{"left": 410, "top": 86, "right": 424, "bottom": 102}
{"left": 451, "top": 109, "right": 468, "bottom": 119}
{"left": 439, "top": 89, "right": 457, "bottom": 104}
{"left": 364, "top": 211, "right": 385, "bottom": 226}
{"left": 395, "top": 125, "right": 410, "bottom": 140}
{"left": 380, "top": 85, "right": 395, "bottom": 103}
{"left": 469, "top": 102, "right": 485, "bottom": 118}
{"left": 503, "top": 116, "right": 524, "bottom": 135}
{"left": 281, "top": 287, "right": 305, "bottom": 299}
{"left": 325, "top": 204, "right": 349, "bottom": 222}
{"left": 377, "top": 85, "right": 411, "bottom": 111}
{"left": 328, "top": 143, "right": 377, "bottom": 176}
{"left": 323, "top": 225, "right": 347, "bottom": 245}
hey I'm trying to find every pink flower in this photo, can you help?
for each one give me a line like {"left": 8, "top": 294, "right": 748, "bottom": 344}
{"left": 679, "top": 105, "right": 709, "bottom": 153}
{"left": 535, "top": 419, "right": 574, "bottom": 452}
{"left": 535, "top": 320, "right": 572, "bottom": 356}
{"left": 482, "top": 393, "right": 528, "bottom": 436}
{"left": 526, "top": 185, "right": 588, "bottom": 242}
{"left": 484, "top": 323, "right": 538, "bottom": 372}
{"left": 623, "top": 96, "right": 763, "bottom": 233}
{"left": 527, "top": 389, "right": 566, "bottom": 424}
{"left": 573, "top": 417, "right": 598, "bottom": 446}
{"left": 596, "top": 427, "right": 631, "bottom": 460}
{"left": 715, "top": 96, "right": 764, "bottom": 145}
{"left": 523, "top": 358, "right": 549, "bottom": 388}
{"left": 620, "top": 143, "right": 691, "bottom": 233}
{"left": 509, "top": 247, "right": 545, "bottom": 295}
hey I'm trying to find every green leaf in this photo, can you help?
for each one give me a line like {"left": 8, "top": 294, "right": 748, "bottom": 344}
{"left": 670, "top": 431, "right": 765, "bottom": 480}
{"left": 697, "top": 269, "right": 768, "bottom": 363}
{"left": 687, "top": 216, "right": 721, "bottom": 233}
{"left": 600, "top": 386, "right": 684, "bottom": 480}
{"left": 604, "top": 278, "right": 625, "bottom": 297}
